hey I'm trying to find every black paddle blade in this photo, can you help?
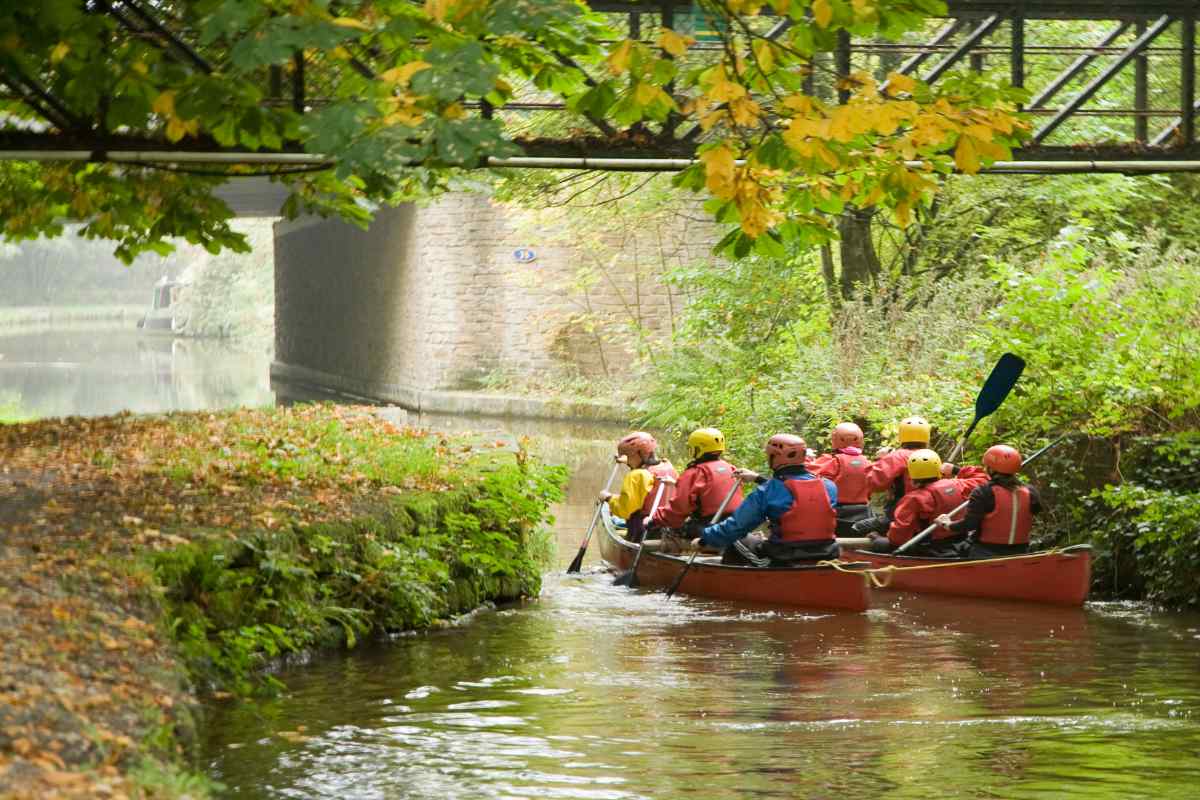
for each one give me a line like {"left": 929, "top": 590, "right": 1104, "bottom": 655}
{"left": 975, "top": 353, "right": 1026, "bottom": 419}
{"left": 565, "top": 546, "right": 587, "bottom": 574}
{"left": 612, "top": 568, "right": 639, "bottom": 587}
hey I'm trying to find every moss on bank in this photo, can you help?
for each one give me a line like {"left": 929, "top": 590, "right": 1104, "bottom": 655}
{"left": 0, "top": 405, "right": 565, "bottom": 798}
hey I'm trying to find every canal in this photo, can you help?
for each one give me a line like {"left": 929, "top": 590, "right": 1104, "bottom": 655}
{"left": 3, "top": 324, "right": 1199, "bottom": 799}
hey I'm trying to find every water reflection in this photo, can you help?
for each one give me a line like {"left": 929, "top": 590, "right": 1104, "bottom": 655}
{"left": 203, "top": 575, "right": 1200, "bottom": 799}
{"left": 0, "top": 325, "right": 273, "bottom": 418}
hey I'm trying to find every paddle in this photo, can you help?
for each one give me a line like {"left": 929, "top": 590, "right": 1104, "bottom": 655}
{"left": 612, "top": 477, "right": 673, "bottom": 588}
{"left": 565, "top": 459, "right": 623, "bottom": 574}
{"left": 893, "top": 433, "right": 1068, "bottom": 555}
{"left": 946, "top": 353, "right": 1026, "bottom": 464}
{"left": 664, "top": 480, "right": 741, "bottom": 600}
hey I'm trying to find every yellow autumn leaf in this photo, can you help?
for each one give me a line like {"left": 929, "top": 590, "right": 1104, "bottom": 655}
{"left": 152, "top": 91, "right": 176, "bottom": 117}
{"left": 657, "top": 28, "right": 691, "bottom": 58}
{"left": 442, "top": 102, "right": 466, "bottom": 120}
{"left": 781, "top": 93, "right": 814, "bottom": 114}
{"left": 885, "top": 71, "right": 915, "bottom": 96}
{"left": 330, "top": 16, "right": 371, "bottom": 31}
{"left": 50, "top": 42, "right": 70, "bottom": 64}
{"left": 424, "top": 0, "right": 454, "bottom": 22}
{"left": 895, "top": 198, "right": 913, "bottom": 227}
{"left": 608, "top": 39, "right": 635, "bottom": 75}
{"left": 813, "top": 0, "right": 833, "bottom": 28}
{"left": 752, "top": 40, "right": 775, "bottom": 73}
{"left": 954, "top": 134, "right": 980, "bottom": 174}
{"left": 380, "top": 61, "right": 431, "bottom": 86}
{"left": 700, "top": 145, "right": 738, "bottom": 199}
{"left": 165, "top": 117, "right": 187, "bottom": 143}
{"left": 706, "top": 75, "right": 747, "bottom": 103}
{"left": 965, "top": 123, "right": 994, "bottom": 141}
{"left": 729, "top": 96, "right": 762, "bottom": 128}
{"left": 634, "top": 81, "right": 659, "bottom": 106}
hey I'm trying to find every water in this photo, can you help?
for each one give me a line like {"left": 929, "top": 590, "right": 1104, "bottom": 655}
{"left": 198, "top": 430, "right": 1200, "bottom": 800}
{"left": 0, "top": 324, "right": 272, "bottom": 418}
{"left": 7, "top": 325, "right": 1200, "bottom": 799}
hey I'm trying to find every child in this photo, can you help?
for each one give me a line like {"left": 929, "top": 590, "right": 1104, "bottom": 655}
{"left": 810, "top": 421, "right": 873, "bottom": 536}
{"left": 600, "top": 431, "right": 676, "bottom": 543}
{"left": 647, "top": 427, "right": 742, "bottom": 540}
{"left": 936, "top": 444, "right": 1043, "bottom": 558}
{"left": 869, "top": 449, "right": 987, "bottom": 556}
{"left": 698, "top": 434, "right": 839, "bottom": 566}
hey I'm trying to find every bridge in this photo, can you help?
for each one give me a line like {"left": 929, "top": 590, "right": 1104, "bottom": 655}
{"left": 2, "top": 1, "right": 1199, "bottom": 169}
{"left": 3, "top": 2, "right": 1198, "bottom": 414}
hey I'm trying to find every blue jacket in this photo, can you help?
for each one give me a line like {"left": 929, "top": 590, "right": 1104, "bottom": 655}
{"left": 701, "top": 466, "right": 838, "bottom": 549}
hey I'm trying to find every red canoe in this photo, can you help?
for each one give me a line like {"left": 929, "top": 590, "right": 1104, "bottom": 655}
{"left": 842, "top": 545, "right": 1093, "bottom": 606}
{"left": 597, "top": 506, "right": 871, "bottom": 612}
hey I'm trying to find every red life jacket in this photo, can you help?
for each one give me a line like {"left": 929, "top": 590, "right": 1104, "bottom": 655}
{"left": 775, "top": 478, "right": 837, "bottom": 543}
{"left": 693, "top": 459, "right": 743, "bottom": 519}
{"left": 830, "top": 452, "right": 871, "bottom": 504}
{"left": 979, "top": 484, "right": 1034, "bottom": 545}
{"left": 922, "top": 479, "right": 975, "bottom": 540}
{"left": 640, "top": 461, "right": 678, "bottom": 517}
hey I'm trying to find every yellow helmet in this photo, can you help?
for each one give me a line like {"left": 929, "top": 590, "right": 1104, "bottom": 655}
{"left": 898, "top": 415, "right": 931, "bottom": 446}
{"left": 906, "top": 449, "right": 942, "bottom": 481}
{"left": 687, "top": 427, "right": 726, "bottom": 460}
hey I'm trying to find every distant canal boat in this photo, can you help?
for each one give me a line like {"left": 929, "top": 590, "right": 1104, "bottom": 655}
{"left": 137, "top": 276, "right": 188, "bottom": 334}
{"left": 598, "top": 506, "right": 871, "bottom": 612}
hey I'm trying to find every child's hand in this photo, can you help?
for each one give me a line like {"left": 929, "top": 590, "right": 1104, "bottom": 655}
{"left": 598, "top": 491, "right": 614, "bottom": 502}
{"left": 734, "top": 468, "right": 759, "bottom": 482}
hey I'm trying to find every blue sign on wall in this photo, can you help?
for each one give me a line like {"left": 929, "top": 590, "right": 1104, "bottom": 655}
{"left": 513, "top": 247, "right": 537, "bottom": 264}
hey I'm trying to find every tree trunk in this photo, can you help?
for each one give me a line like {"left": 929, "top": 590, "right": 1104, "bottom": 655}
{"left": 837, "top": 209, "right": 881, "bottom": 299}
{"left": 819, "top": 244, "right": 840, "bottom": 308}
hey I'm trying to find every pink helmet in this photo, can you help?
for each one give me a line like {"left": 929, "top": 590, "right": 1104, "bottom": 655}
{"left": 831, "top": 421, "right": 864, "bottom": 450}
{"left": 983, "top": 444, "right": 1022, "bottom": 474}
{"left": 617, "top": 431, "right": 658, "bottom": 460}
{"left": 765, "top": 433, "right": 808, "bottom": 469}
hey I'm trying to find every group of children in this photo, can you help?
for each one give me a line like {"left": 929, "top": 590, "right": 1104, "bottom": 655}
{"left": 602, "top": 417, "right": 1043, "bottom": 567}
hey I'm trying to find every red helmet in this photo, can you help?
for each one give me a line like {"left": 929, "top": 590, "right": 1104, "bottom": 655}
{"left": 831, "top": 422, "right": 864, "bottom": 450}
{"left": 983, "top": 444, "right": 1022, "bottom": 474}
{"left": 765, "top": 433, "right": 808, "bottom": 469}
{"left": 617, "top": 431, "right": 658, "bottom": 460}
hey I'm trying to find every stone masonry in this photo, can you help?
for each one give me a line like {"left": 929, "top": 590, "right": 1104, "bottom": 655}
{"left": 273, "top": 192, "right": 716, "bottom": 410}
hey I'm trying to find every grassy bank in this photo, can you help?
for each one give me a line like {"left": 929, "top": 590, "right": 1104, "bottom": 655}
{"left": 0, "top": 305, "right": 143, "bottom": 329}
{"left": 0, "top": 405, "right": 565, "bottom": 798}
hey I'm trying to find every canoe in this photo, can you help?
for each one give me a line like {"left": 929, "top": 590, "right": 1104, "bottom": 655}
{"left": 842, "top": 544, "right": 1093, "bottom": 606}
{"left": 597, "top": 506, "right": 871, "bottom": 612}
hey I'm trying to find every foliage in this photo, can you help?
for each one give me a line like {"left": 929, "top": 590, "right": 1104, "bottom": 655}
{"left": 1, "top": 1, "right": 1021, "bottom": 260}
{"left": 176, "top": 220, "right": 274, "bottom": 340}
{"left": 0, "top": 229, "right": 162, "bottom": 307}
{"left": 1086, "top": 436, "right": 1200, "bottom": 607}
{"left": 640, "top": 217, "right": 1200, "bottom": 474}
{"left": 154, "top": 453, "right": 565, "bottom": 695}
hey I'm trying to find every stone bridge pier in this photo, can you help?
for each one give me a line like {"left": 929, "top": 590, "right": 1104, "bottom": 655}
{"left": 271, "top": 192, "right": 712, "bottom": 419}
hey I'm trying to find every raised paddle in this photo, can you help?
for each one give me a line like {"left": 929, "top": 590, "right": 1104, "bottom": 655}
{"left": 946, "top": 353, "right": 1026, "bottom": 464}
{"left": 894, "top": 434, "right": 1068, "bottom": 555}
{"left": 664, "top": 480, "right": 741, "bottom": 600}
{"left": 565, "top": 459, "right": 623, "bottom": 574}
{"left": 612, "top": 477, "right": 673, "bottom": 588}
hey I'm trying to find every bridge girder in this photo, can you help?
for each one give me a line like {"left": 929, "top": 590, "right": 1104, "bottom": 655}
{"left": 1, "top": 1, "right": 1198, "bottom": 172}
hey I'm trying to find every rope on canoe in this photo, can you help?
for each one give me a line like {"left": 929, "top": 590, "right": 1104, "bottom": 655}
{"left": 819, "top": 546, "right": 1078, "bottom": 588}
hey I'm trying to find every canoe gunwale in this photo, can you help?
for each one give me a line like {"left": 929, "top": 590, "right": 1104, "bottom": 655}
{"left": 599, "top": 505, "right": 867, "bottom": 574}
